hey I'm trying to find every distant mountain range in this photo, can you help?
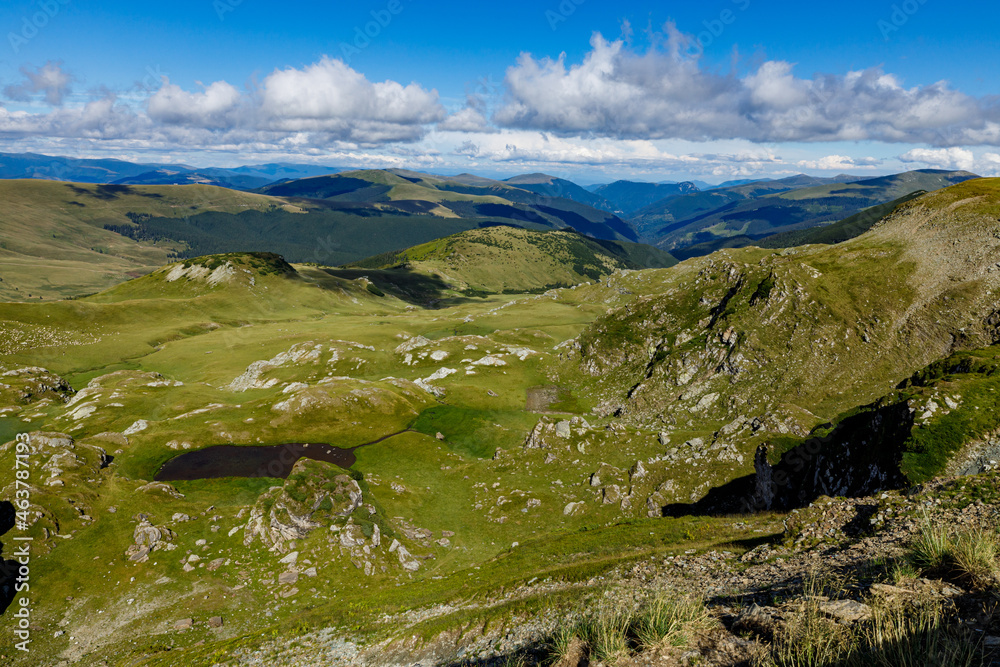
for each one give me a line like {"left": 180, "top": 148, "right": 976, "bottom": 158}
{"left": 259, "top": 168, "right": 638, "bottom": 242}
{"left": 0, "top": 152, "right": 982, "bottom": 276}
{"left": 593, "top": 180, "right": 700, "bottom": 216}
{"left": 645, "top": 169, "right": 978, "bottom": 252}
{"left": 0, "top": 152, "right": 343, "bottom": 190}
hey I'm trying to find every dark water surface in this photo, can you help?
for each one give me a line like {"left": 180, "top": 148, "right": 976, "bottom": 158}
{"left": 155, "top": 443, "right": 355, "bottom": 481}
{"left": 154, "top": 430, "right": 412, "bottom": 481}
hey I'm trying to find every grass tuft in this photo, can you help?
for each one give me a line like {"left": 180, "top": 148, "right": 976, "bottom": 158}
{"left": 949, "top": 529, "right": 1000, "bottom": 589}
{"left": 578, "top": 605, "right": 633, "bottom": 664}
{"left": 906, "top": 517, "right": 1000, "bottom": 589}
{"left": 906, "top": 516, "right": 951, "bottom": 573}
{"left": 633, "top": 594, "right": 709, "bottom": 650}
{"left": 860, "top": 598, "right": 982, "bottom": 667}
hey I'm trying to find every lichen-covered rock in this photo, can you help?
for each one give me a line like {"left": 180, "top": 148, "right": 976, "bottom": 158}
{"left": 523, "top": 418, "right": 553, "bottom": 449}
{"left": 0, "top": 366, "right": 75, "bottom": 408}
{"left": 126, "top": 514, "right": 176, "bottom": 562}
{"left": 244, "top": 459, "right": 363, "bottom": 552}
{"left": 227, "top": 342, "right": 324, "bottom": 392}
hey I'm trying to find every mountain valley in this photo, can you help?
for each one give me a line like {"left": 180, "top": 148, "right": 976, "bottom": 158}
{"left": 3, "top": 174, "right": 1000, "bottom": 665}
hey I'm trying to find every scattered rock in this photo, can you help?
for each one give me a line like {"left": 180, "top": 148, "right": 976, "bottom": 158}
{"left": 123, "top": 420, "right": 148, "bottom": 436}
{"left": 819, "top": 599, "right": 871, "bottom": 624}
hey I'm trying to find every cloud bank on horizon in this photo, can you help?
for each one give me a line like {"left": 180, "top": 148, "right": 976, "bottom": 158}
{"left": 1, "top": 22, "right": 998, "bottom": 180}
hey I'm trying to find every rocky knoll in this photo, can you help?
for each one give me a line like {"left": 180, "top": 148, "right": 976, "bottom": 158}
{"left": 577, "top": 180, "right": 1000, "bottom": 434}
{"left": 242, "top": 459, "right": 423, "bottom": 575}
{"left": 244, "top": 459, "right": 365, "bottom": 552}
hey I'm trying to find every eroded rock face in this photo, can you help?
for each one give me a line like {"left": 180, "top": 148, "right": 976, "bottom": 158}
{"left": 388, "top": 539, "right": 420, "bottom": 571}
{"left": 244, "top": 459, "right": 363, "bottom": 552}
{"left": 126, "top": 514, "right": 176, "bottom": 562}
{"left": 0, "top": 432, "right": 110, "bottom": 493}
{"left": 0, "top": 367, "right": 75, "bottom": 407}
{"left": 523, "top": 418, "right": 552, "bottom": 449}
{"left": 227, "top": 342, "right": 324, "bottom": 392}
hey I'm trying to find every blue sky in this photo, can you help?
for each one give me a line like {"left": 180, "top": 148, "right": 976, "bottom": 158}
{"left": 0, "top": 0, "right": 998, "bottom": 182}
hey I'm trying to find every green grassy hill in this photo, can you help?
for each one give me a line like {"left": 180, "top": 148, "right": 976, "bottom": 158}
{"left": 4, "top": 179, "right": 1000, "bottom": 666}
{"left": 577, "top": 178, "right": 1000, "bottom": 478}
{"left": 0, "top": 180, "right": 282, "bottom": 301}
{"left": 342, "top": 226, "right": 677, "bottom": 295}
{"left": 261, "top": 169, "right": 639, "bottom": 242}
{"left": 627, "top": 174, "right": 851, "bottom": 239}
{"left": 503, "top": 173, "right": 614, "bottom": 211}
{"left": 670, "top": 190, "right": 931, "bottom": 260}
{"left": 648, "top": 169, "right": 977, "bottom": 252}
{"left": 0, "top": 172, "right": 639, "bottom": 302}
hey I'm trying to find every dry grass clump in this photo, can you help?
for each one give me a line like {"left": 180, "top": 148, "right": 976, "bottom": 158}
{"left": 544, "top": 594, "right": 710, "bottom": 666}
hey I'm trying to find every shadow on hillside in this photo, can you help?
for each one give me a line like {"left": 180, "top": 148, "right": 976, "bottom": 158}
{"left": 320, "top": 267, "right": 489, "bottom": 308}
{"left": 440, "top": 545, "right": 998, "bottom": 665}
{"left": 0, "top": 501, "right": 18, "bottom": 616}
{"left": 64, "top": 183, "right": 163, "bottom": 200}
{"left": 662, "top": 473, "right": 760, "bottom": 518}
{"left": 664, "top": 400, "right": 912, "bottom": 519}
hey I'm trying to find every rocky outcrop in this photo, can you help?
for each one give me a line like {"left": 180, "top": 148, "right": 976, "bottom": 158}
{"left": 944, "top": 427, "right": 1000, "bottom": 476}
{"left": 125, "top": 514, "right": 176, "bottom": 562}
{"left": 0, "top": 367, "right": 75, "bottom": 407}
{"left": 227, "top": 343, "right": 324, "bottom": 392}
{"left": 244, "top": 459, "right": 363, "bottom": 552}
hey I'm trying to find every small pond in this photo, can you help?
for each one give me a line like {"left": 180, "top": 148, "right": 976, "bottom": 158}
{"left": 154, "top": 443, "right": 356, "bottom": 482}
{"left": 154, "top": 430, "right": 412, "bottom": 481}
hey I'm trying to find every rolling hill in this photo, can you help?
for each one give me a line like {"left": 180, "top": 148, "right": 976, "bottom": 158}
{"left": 503, "top": 173, "right": 614, "bottom": 211}
{"left": 0, "top": 180, "right": 280, "bottom": 301}
{"left": 0, "top": 170, "right": 652, "bottom": 301}
{"left": 112, "top": 169, "right": 276, "bottom": 190}
{"left": 645, "top": 169, "right": 978, "bottom": 252}
{"left": 626, "top": 174, "right": 862, "bottom": 239}
{"left": 669, "top": 190, "right": 931, "bottom": 260}
{"left": 593, "top": 180, "right": 700, "bottom": 216}
{"left": 579, "top": 177, "right": 1000, "bottom": 476}
{"left": 340, "top": 226, "right": 677, "bottom": 296}
{"left": 260, "top": 168, "right": 639, "bottom": 241}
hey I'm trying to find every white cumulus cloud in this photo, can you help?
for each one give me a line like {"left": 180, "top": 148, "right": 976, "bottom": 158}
{"left": 147, "top": 79, "right": 241, "bottom": 129}
{"left": 796, "top": 155, "right": 882, "bottom": 171}
{"left": 494, "top": 29, "right": 999, "bottom": 146}
{"left": 4, "top": 61, "right": 75, "bottom": 106}
{"left": 898, "top": 147, "right": 976, "bottom": 171}
{"left": 257, "top": 56, "right": 445, "bottom": 142}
